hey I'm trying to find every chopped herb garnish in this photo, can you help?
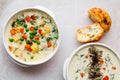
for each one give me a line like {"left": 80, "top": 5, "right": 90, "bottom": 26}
{"left": 53, "top": 35, "right": 58, "bottom": 39}
{"left": 30, "top": 20, "right": 36, "bottom": 25}
{"left": 12, "top": 21, "right": 16, "bottom": 27}
{"left": 80, "top": 54, "right": 84, "bottom": 57}
{"left": 19, "top": 41, "right": 23, "bottom": 44}
{"left": 46, "top": 37, "right": 52, "bottom": 42}
{"left": 16, "top": 19, "right": 25, "bottom": 26}
{"left": 27, "top": 52, "right": 30, "bottom": 55}
{"left": 30, "top": 56, "right": 34, "bottom": 59}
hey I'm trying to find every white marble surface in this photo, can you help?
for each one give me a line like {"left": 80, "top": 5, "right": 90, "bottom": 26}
{"left": 0, "top": 0, "right": 120, "bottom": 80}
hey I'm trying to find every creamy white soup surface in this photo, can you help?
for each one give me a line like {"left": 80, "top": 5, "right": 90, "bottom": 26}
{"left": 68, "top": 45, "right": 120, "bottom": 80}
{"left": 5, "top": 9, "right": 59, "bottom": 62}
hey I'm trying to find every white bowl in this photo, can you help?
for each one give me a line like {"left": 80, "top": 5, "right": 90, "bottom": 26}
{"left": 63, "top": 43, "right": 120, "bottom": 80}
{"left": 3, "top": 6, "right": 61, "bottom": 67}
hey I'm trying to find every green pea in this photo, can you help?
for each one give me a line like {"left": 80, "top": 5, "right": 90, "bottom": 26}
{"left": 20, "top": 38, "right": 24, "bottom": 41}
{"left": 29, "top": 32, "right": 33, "bottom": 35}
{"left": 26, "top": 28, "right": 29, "bottom": 32}
{"left": 24, "top": 23, "right": 28, "bottom": 28}
{"left": 30, "top": 35, "right": 34, "bottom": 39}
{"left": 33, "top": 31, "right": 37, "bottom": 35}
{"left": 34, "top": 26, "right": 38, "bottom": 30}
{"left": 37, "top": 41, "right": 40, "bottom": 45}
{"left": 9, "top": 38, "right": 14, "bottom": 42}
{"left": 26, "top": 40, "right": 32, "bottom": 44}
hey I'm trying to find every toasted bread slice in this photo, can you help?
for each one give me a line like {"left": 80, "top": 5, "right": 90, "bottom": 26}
{"left": 77, "top": 23, "right": 104, "bottom": 43}
{"left": 88, "top": 8, "right": 112, "bottom": 32}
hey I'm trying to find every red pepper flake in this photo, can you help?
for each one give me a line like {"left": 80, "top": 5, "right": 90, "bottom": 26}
{"left": 103, "top": 75, "right": 109, "bottom": 80}
{"left": 112, "top": 66, "right": 116, "bottom": 70}
{"left": 85, "top": 54, "right": 89, "bottom": 59}
{"left": 8, "top": 46, "right": 13, "bottom": 52}
{"left": 80, "top": 72, "right": 84, "bottom": 78}
{"left": 99, "top": 58, "right": 104, "bottom": 64}
{"left": 102, "top": 67, "right": 106, "bottom": 71}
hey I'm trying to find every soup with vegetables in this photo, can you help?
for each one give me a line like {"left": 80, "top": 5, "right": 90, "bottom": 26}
{"left": 5, "top": 9, "right": 59, "bottom": 62}
{"left": 68, "top": 45, "right": 120, "bottom": 80}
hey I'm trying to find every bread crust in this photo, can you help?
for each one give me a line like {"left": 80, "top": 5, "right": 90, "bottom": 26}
{"left": 77, "top": 23, "right": 104, "bottom": 43}
{"left": 88, "top": 8, "right": 112, "bottom": 32}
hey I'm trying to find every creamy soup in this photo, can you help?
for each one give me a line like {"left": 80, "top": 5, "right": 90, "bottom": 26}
{"left": 68, "top": 45, "right": 120, "bottom": 80}
{"left": 5, "top": 9, "right": 59, "bottom": 62}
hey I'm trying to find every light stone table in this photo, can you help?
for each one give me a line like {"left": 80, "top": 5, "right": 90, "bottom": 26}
{"left": 0, "top": 0, "right": 120, "bottom": 80}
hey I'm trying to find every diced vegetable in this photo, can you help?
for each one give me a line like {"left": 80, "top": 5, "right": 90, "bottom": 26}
{"left": 22, "top": 34, "right": 27, "bottom": 40}
{"left": 29, "top": 35, "right": 34, "bottom": 39}
{"left": 41, "top": 30, "right": 47, "bottom": 36}
{"left": 103, "top": 75, "right": 109, "bottom": 80}
{"left": 20, "top": 27, "right": 24, "bottom": 33}
{"left": 25, "top": 15, "right": 31, "bottom": 22}
{"left": 38, "top": 29, "right": 42, "bottom": 34}
{"left": 37, "top": 41, "right": 40, "bottom": 45}
{"left": 9, "top": 38, "right": 14, "bottom": 42}
{"left": 25, "top": 44, "right": 31, "bottom": 50}
{"left": 13, "top": 36, "right": 19, "bottom": 42}
{"left": 30, "top": 26, "right": 34, "bottom": 31}
{"left": 47, "top": 42, "right": 52, "bottom": 48}
{"left": 35, "top": 36, "right": 40, "bottom": 41}
{"left": 10, "top": 29, "right": 16, "bottom": 35}
{"left": 31, "top": 15, "right": 36, "bottom": 20}
{"left": 31, "top": 43, "right": 39, "bottom": 53}
{"left": 44, "top": 25, "right": 51, "bottom": 33}
{"left": 32, "top": 31, "right": 37, "bottom": 35}
{"left": 8, "top": 46, "right": 13, "bottom": 52}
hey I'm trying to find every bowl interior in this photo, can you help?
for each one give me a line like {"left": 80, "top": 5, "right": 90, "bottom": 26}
{"left": 66, "top": 43, "right": 120, "bottom": 80}
{"left": 3, "top": 7, "right": 60, "bottom": 66}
